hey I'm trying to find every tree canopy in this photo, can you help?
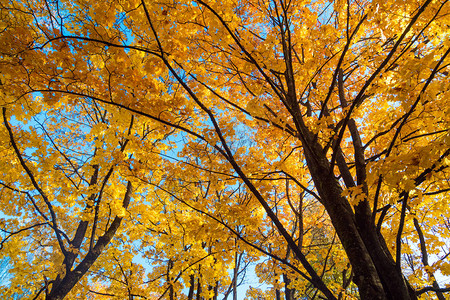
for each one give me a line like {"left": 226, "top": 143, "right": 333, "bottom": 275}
{"left": 0, "top": 0, "right": 449, "bottom": 299}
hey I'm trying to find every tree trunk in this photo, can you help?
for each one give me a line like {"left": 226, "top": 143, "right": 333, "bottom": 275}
{"left": 232, "top": 252, "right": 238, "bottom": 300}
{"left": 283, "top": 273, "right": 295, "bottom": 300}
{"left": 188, "top": 275, "right": 195, "bottom": 300}
{"left": 354, "top": 200, "right": 416, "bottom": 300}
{"left": 196, "top": 277, "right": 202, "bottom": 300}
{"left": 45, "top": 182, "right": 133, "bottom": 300}
{"left": 300, "top": 133, "right": 414, "bottom": 299}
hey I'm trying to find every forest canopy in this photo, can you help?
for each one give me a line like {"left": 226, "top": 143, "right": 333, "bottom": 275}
{"left": 0, "top": 0, "right": 449, "bottom": 299}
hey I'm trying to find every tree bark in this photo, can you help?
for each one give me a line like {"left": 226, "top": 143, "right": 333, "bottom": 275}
{"left": 283, "top": 59, "right": 415, "bottom": 297}
{"left": 283, "top": 273, "right": 295, "bottom": 300}
{"left": 46, "top": 182, "right": 132, "bottom": 300}
{"left": 188, "top": 275, "right": 195, "bottom": 300}
{"left": 300, "top": 131, "right": 386, "bottom": 299}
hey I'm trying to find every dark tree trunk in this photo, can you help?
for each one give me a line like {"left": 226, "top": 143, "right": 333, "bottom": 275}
{"left": 46, "top": 182, "right": 132, "bottom": 300}
{"left": 283, "top": 273, "right": 296, "bottom": 300}
{"left": 196, "top": 277, "right": 202, "bottom": 300}
{"left": 289, "top": 105, "right": 413, "bottom": 299}
{"left": 188, "top": 275, "right": 195, "bottom": 300}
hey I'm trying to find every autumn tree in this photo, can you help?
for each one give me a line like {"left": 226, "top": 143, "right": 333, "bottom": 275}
{"left": 1, "top": 0, "right": 450, "bottom": 299}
